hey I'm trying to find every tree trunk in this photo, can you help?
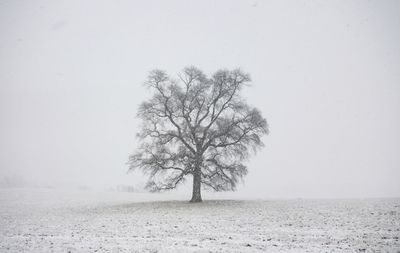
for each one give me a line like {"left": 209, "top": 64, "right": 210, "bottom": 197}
{"left": 190, "top": 169, "right": 202, "bottom": 203}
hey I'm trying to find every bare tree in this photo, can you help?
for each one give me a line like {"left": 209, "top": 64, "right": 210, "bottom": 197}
{"left": 128, "top": 67, "right": 268, "bottom": 202}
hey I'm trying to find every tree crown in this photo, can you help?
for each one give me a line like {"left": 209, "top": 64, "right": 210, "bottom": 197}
{"left": 129, "top": 66, "right": 268, "bottom": 192}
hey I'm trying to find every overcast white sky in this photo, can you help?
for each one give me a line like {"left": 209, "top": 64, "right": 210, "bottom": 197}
{"left": 1, "top": 0, "right": 399, "bottom": 198}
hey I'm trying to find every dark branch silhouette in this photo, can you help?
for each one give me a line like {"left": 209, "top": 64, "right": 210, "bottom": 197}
{"left": 128, "top": 66, "right": 268, "bottom": 202}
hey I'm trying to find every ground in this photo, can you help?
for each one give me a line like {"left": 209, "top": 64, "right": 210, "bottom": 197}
{"left": 0, "top": 189, "right": 399, "bottom": 252}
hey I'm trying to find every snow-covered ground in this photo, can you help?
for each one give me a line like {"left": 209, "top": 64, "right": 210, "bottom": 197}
{"left": 0, "top": 189, "right": 399, "bottom": 252}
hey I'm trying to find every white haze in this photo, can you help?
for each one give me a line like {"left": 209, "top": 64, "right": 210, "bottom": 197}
{"left": 0, "top": 0, "right": 399, "bottom": 198}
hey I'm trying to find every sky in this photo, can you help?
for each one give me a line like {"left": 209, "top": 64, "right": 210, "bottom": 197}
{"left": 0, "top": 0, "right": 399, "bottom": 198}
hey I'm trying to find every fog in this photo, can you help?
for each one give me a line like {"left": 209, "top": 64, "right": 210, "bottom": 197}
{"left": 1, "top": 0, "right": 399, "bottom": 198}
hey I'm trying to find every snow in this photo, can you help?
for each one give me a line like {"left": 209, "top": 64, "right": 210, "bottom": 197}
{"left": 0, "top": 188, "right": 399, "bottom": 252}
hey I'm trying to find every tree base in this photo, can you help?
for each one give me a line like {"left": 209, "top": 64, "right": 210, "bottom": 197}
{"left": 189, "top": 197, "right": 202, "bottom": 203}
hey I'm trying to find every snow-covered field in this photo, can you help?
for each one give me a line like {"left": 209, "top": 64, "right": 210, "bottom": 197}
{"left": 0, "top": 189, "right": 399, "bottom": 252}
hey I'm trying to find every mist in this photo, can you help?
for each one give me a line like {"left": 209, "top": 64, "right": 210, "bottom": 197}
{"left": 1, "top": 0, "right": 399, "bottom": 198}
